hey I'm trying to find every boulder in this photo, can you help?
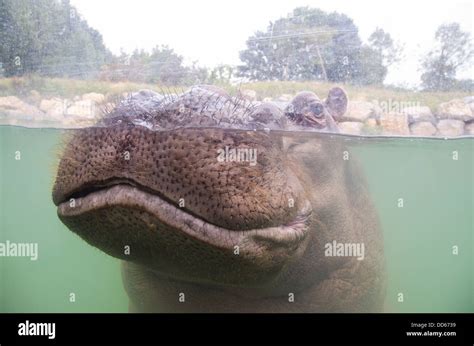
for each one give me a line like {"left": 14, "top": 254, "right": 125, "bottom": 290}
{"left": 39, "top": 98, "right": 68, "bottom": 121}
{"left": 436, "top": 99, "right": 473, "bottom": 121}
{"left": 409, "top": 121, "right": 437, "bottom": 136}
{"left": 66, "top": 99, "right": 97, "bottom": 119}
{"left": 343, "top": 101, "right": 381, "bottom": 122}
{"left": 362, "top": 118, "right": 382, "bottom": 135}
{"left": 0, "top": 96, "right": 45, "bottom": 120}
{"left": 61, "top": 116, "right": 95, "bottom": 128}
{"left": 463, "top": 96, "right": 474, "bottom": 104}
{"left": 464, "top": 122, "right": 474, "bottom": 135}
{"left": 436, "top": 119, "right": 465, "bottom": 137}
{"left": 82, "top": 92, "right": 105, "bottom": 103}
{"left": 338, "top": 121, "right": 363, "bottom": 135}
{"left": 379, "top": 112, "right": 409, "bottom": 135}
{"left": 402, "top": 106, "right": 434, "bottom": 124}
{"left": 28, "top": 90, "right": 41, "bottom": 105}
{"left": 0, "top": 96, "right": 22, "bottom": 109}
{"left": 365, "top": 118, "right": 378, "bottom": 127}
{"left": 103, "top": 102, "right": 116, "bottom": 112}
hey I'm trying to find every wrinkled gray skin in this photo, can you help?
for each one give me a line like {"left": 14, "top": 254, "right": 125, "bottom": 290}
{"left": 52, "top": 85, "right": 384, "bottom": 313}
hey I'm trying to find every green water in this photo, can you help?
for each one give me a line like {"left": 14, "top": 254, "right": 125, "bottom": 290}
{"left": 0, "top": 126, "right": 472, "bottom": 312}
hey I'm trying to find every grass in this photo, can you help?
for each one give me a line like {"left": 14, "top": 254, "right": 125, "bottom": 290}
{"left": 0, "top": 76, "right": 166, "bottom": 100}
{"left": 0, "top": 76, "right": 471, "bottom": 110}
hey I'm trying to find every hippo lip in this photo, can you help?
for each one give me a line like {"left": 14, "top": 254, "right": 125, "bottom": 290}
{"left": 56, "top": 182, "right": 312, "bottom": 249}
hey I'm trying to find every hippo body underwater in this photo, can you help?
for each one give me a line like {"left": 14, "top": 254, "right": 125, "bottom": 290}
{"left": 52, "top": 86, "right": 385, "bottom": 312}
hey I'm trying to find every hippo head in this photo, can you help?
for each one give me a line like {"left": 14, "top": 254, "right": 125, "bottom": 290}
{"left": 52, "top": 86, "right": 384, "bottom": 312}
{"left": 285, "top": 87, "right": 348, "bottom": 128}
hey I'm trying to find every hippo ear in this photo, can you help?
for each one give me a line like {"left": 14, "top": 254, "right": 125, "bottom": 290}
{"left": 325, "top": 87, "right": 348, "bottom": 120}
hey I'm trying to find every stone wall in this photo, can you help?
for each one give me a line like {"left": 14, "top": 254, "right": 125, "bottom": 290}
{"left": 242, "top": 89, "right": 474, "bottom": 137}
{"left": 0, "top": 92, "right": 110, "bottom": 128}
{"left": 1, "top": 89, "right": 473, "bottom": 136}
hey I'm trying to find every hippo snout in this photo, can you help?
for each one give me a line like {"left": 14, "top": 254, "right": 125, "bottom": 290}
{"left": 53, "top": 125, "right": 308, "bottom": 231}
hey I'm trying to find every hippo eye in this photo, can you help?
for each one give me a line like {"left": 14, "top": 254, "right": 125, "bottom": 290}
{"left": 310, "top": 103, "right": 324, "bottom": 118}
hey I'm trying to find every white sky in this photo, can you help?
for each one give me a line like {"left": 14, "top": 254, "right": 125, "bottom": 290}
{"left": 70, "top": 0, "right": 473, "bottom": 87}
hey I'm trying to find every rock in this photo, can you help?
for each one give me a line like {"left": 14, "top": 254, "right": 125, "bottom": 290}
{"left": 403, "top": 106, "right": 434, "bottom": 124}
{"left": 436, "top": 119, "right": 465, "bottom": 137}
{"left": 463, "top": 96, "right": 474, "bottom": 104}
{"left": 465, "top": 122, "right": 474, "bottom": 135}
{"left": 338, "top": 121, "right": 363, "bottom": 135}
{"left": 365, "top": 118, "right": 377, "bottom": 127}
{"left": 82, "top": 92, "right": 105, "bottom": 103}
{"left": 28, "top": 90, "right": 41, "bottom": 105}
{"left": 39, "top": 98, "right": 68, "bottom": 120}
{"left": 240, "top": 89, "right": 257, "bottom": 102}
{"left": 0, "top": 96, "right": 45, "bottom": 120}
{"left": 262, "top": 97, "right": 273, "bottom": 103}
{"left": 61, "top": 116, "right": 95, "bottom": 128}
{"left": 343, "top": 101, "right": 381, "bottom": 122}
{"left": 103, "top": 102, "right": 116, "bottom": 113}
{"left": 277, "top": 94, "right": 292, "bottom": 102}
{"left": 66, "top": 99, "right": 97, "bottom": 119}
{"left": 436, "top": 99, "right": 473, "bottom": 121}
{"left": 410, "top": 121, "right": 437, "bottom": 136}
{"left": 361, "top": 118, "right": 382, "bottom": 135}
{"left": 379, "top": 112, "right": 409, "bottom": 135}
{"left": 0, "top": 96, "right": 25, "bottom": 109}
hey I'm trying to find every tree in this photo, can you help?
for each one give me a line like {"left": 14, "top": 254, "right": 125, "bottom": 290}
{"left": 355, "top": 28, "right": 403, "bottom": 85}
{"left": 368, "top": 28, "right": 402, "bottom": 68}
{"left": 237, "top": 7, "right": 388, "bottom": 84}
{"left": 420, "top": 23, "right": 473, "bottom": 91}
{"left": 208, "top": 64, "right": 234, "bottom": 85}
{"left": 356, "top": 45, "right": 386, "bottom": 86}
{"left": 147, "top": 45, "right": 188, "bottom": 85}
{"left": 0, "top": 0, "right": 111, "bottom": 78}
{"left": 99, "top": 46, "right": 209, "bottom": 86}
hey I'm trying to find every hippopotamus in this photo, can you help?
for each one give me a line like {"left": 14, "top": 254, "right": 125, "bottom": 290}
{"left": 52, "top": 85, "right": 385, "bottom": 312}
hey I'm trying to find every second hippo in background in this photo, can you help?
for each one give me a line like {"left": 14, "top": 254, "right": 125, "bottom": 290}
{"left": 284, "top": 87, "right": 348, "bottom": 130}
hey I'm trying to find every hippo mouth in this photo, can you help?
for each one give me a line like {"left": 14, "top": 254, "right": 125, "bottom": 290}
{"left": 55, "top": 179, "right": 312, "bottom": 251}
